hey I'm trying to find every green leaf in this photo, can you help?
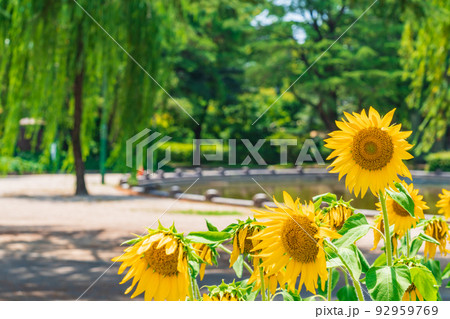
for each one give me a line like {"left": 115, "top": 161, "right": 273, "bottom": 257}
{"left": 232, "top": 254, "right": 244, "bottom": 278}
{"left": 372, "top": 253, "right": 387, "bottom": 267}
{"left": 356, "top": 247, "right": 370, "bottom": 273}
{"left": 186, "top": 231, "right": 231, "bottom": 244}
{"left": 442, "top": 262, "right": 450, "bottom": 280}
{"left": 205, "top": 219, "right": 219, "bottom": 232}
{"left": 188, "top": 260, "right": 200, "bottom": 279}
{"left": 312, "top": 192, "right": 337, "bottom": 203}
{"left": 339, "top": 245, "right": 363, "bottom": 280}
{"left": 418, "top": 233, "right": 441, "bottom": 245}
{"left": 314, "top": 198, "right": 323, "bottom": 212}
{"left": 121, "top": 237, "right": 142, "bottom": 246}
{"left": 386, "top": 182, "right": 415, "bottom": 217}
{"left": 410, "top": 237, "right": 423, "bottom": 256}
{"left": 333, "top": 213, "right": 370, "bottom": 248}
{"left": 281, "top": 289, "right": 301, "bottom": 301}
{"left": 337, "top": 285, "right": 358, "bottom": 301}
{"left": 423, "top": 259, "right": 442, "bottom": 286}
{"left": 410, "top": 266, "right": 438, "bottom": 301}
{"left": 326, "top": 252, "right": 344, "bottom": 268}
{"left": 366, "top": 265, "right": 411, "bottom": 301}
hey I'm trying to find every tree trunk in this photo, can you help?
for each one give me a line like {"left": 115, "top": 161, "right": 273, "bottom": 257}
{"left": 316, "top": 99, "right": 336, "bottom": 130}
{"left": 73, "top": 25, "right": 88, "bottom": 196}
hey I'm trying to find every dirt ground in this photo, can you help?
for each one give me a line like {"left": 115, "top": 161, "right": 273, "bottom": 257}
{"left": 0, "top": 174, "right": 448, "bottom": 300}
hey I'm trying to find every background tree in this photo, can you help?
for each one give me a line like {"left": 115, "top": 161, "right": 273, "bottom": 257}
{"left": 0, "top": 0, "right": 182, "bottom": 194}
{"left": 248, "top": 0, "right": 409, "bottom": 131}
{"left": 400, "top": 0, "right": 450, "bottom": 153}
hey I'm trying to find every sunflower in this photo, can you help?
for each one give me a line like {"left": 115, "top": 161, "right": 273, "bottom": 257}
{"left": 325, "top": 107, "right": 413, "bottom": 197}
{"left": 325, "top": 202, "right": 354, "bottom": 231}
{"left": 251, "top": 192, "right": 340, "bottom": 294}
{"left": 112, "top": 224, "right": 190, "bottom": 301}
{"left": 230, "top": 221, "right": 261, "bottom": 267}
{"left": 193, "top": 243, "right": 213, "bottom": 280}
{"left": 424, "top": 218, "right": 449, "bottom": 259}
{"left": 376, "top": 181, "right": 428, "bottom": 237}
{"left": 437, "top": 189, "right": 450, "bottom": 220}
{"left": 402, "top": 283, "right": 424, "bottom": 301}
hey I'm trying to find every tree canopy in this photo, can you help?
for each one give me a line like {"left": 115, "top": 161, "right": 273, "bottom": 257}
{"left": 0, "top": 0, "right": 448, "bottom": 193}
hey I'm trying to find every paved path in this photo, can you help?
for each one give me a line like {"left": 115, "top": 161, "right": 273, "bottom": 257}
{"left": 0, "top": 174, "right": 448, "bottom": 300}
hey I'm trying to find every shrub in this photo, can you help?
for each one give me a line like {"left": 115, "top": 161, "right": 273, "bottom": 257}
{"left": 0, "top": 156, "right": 45, "bottom": 175}
{"left": 156, "top": 142, "right": 229, "bottom": 166}
{"left": 426, "top": 151, "right": 450, "bottom": 172}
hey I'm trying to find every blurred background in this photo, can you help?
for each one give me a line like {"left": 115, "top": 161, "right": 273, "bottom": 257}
{"left": 0, "top": 0, "right": 449, "bottom": 191}
{"left": 0, "top": 0, "right": 448, "bottom": 300}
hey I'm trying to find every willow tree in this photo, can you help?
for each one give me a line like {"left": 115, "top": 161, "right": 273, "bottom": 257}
{"left": 400, "top": 0, "right": 450, "bottom": 153}
{"left": 0, "top": 0, "right": 181, "bottom": 194}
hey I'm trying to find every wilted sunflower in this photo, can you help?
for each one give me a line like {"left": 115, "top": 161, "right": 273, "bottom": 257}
{"left": 202, "top": 293, "right": 238, "bottom": 301}
{"left": 402, "top": 283, "right": 424, "bottom": 301}
{"left": 192, "top": 243, "right": 213, "bottom": 280}
{"left": 252, "top": 192, "right": 340, "bottom": 294}
{"left": 376, "top": 182, "right": 428, "bottom": 237}
{"left": 112, "top": 224, "right": 190, "bottom": 301}
{"left": 247, "top": 262, "right": 285, "bottom": 296}
{"left": 325, "top": 107, "right": 413, "bottom": 197}
{"left": 202, "top": 280, "right": 248, "bottom": 301}
{"left": 437, "top": 189, "right": 450, "bottom": 220}
{"left": 371, "top": 213, "right": 401, "bottom": 254}
{"left": 424, "top": 218, "right": 449, "bottom": 259}
{"left": 229, "top": 221, "right": 261, "bottom": 267}
{"left": 324, "top": 202, "right": 354, "bottom": 231}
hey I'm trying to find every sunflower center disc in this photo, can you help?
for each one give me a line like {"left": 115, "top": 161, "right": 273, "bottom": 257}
{"left": 392, "top": 201, "right": 412, "bottom": 217}
{"left": 352, "top": 127, "right": 394, "bottom": 170}
{"left": 281, "top": 215, "right": 319, "bottom": 263}
{"left": 144, "top": 245, "right": 179, "bottom": 276}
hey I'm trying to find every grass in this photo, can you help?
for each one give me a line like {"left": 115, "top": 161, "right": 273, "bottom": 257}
{"left": 172, "top": 209, "right": 242, "bottom": 216}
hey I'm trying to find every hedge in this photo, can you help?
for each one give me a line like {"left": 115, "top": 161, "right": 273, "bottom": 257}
{"left": 426, "top": 151, "right": 450, "bottom": 172}
{"left": 0, "top": 156, "right": 45, "bottom": 175}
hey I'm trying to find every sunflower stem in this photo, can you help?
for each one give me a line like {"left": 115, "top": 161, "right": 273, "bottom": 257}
{"left": 325, "top": 240, "right": 364, "bottom": 301}
{"left": 327, "top": 268, "right": 332, "bottom": 301}
{"left": 188, "top": 269, "right": 195, "bottom": 300}
{"left": 218, "top": 244, "right": 253, "bottom": 274}
{"left": 379, "top": 190, "right": 393, "bottom": 267}
{"left": 259, "top": 263, "right": 267, "bottom": 301}
{"left": 406, "top": 230, "right": 411, "bottom": 258}
{"left": 353, "top": 280, "right": 365, "bottom": 302}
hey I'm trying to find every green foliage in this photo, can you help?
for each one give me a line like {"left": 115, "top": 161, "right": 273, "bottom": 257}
{"left": 0, "top": 156, "right": 44, "bottom": 174}
{"left": 333, "top": 213, "right": 370, "bottom": 248}
{"left": 386, "top": 182, "right": 415, "bottom": 217}
{"left": 156, "top": 142, "right": 229, "bottom": 165}
{"left": 426, "top": 152, "right": 450, "bottom": 172}
{"left": 410, "top": 266, "right": 438, "bottom": 301}
{"left": 401, "top": 0, "right": 450, "bottom": 153}
{"left": 185, "top": 231, "right": 232, "bottom": 245}
{"left": 337, "top": 285, "right": 358, "bottom": 301}
{"left": 366, "top": 265, "right": 411, "bottom": 301}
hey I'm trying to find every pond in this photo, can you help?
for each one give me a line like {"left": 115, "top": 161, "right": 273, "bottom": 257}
{"left": 168, "top": 175, "right": 449, "bottom": 213}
